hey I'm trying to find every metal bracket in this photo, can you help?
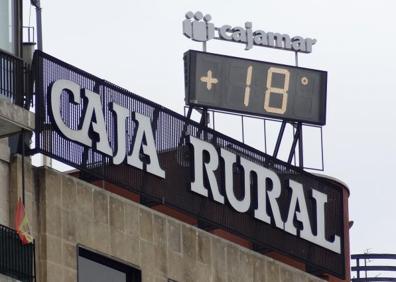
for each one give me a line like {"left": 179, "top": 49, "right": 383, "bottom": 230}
{"left": 272, "top": 121, "right": 304, "bottom": 168}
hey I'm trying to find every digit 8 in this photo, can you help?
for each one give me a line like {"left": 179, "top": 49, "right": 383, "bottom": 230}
{"left": 264, "top": 67, "right": 290, "bottom": 114}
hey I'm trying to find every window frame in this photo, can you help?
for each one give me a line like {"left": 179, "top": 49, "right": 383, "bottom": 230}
{"left": 77, "top": 246, "right": 141, "bottom": 282}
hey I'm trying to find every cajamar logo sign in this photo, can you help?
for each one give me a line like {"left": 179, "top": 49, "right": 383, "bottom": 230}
{"left": 182, "top": 11, "right": 316, "bottom": 53}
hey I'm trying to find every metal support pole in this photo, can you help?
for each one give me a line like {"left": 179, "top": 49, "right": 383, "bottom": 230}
{"left": 201, "top": 108, "right": 208, "bottom": 139}
{"left": 32, "top": 0, "right": 49, "bottom": 167}
{"left": 297, "top": 122, "right": 304, "bottom": 167}
{"left": 273, "top": 121, "right": 286, "bottom": 158}
{"left": 31, "top": 0, "right": 43, "bottom": 50}
{"left": 196, "top": 108, "right": 209, "bottom": 140}
{"left": 320, "top": 126, "right": 324, "bottom": 171}
{"left": 287, "top": 124, "right": 300, "bottom": 164}
{"left": 294, "top": 53, "right": 304, "bottom": 168}
{"left": 212, "top": 111, "right": 215, "bottom": 130}
{"left": 241, "top": 116, "right": 245, "bottom": 143}
{"left": 263, "top": 119, "right": 267, "bottom": 154}
{"left": 178, "top": 107, "right": 193, "bottom": 149}
{"left": 186, "top": 106, "right": 193, "bottom": 119}
{"left": 36, "top": 5, "right": 43, "bottom": 50}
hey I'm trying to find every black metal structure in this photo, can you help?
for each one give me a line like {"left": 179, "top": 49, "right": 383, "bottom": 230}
{"left": 0, "top": 224, "right": 35, "bottom": 282}
{"left": 0, "top": 49, "right": 32, "bottom": 109}
{"left": 351, "top": 253, "right": 396, "bottom": 281}
{"left": 31, "top": 50, "right": 347, "bottom": 279}
{"left": 184, "top": 106, "right": 325, "bottom": 171}
{"left": 0, "top": 50, "right": 24, "bottom": 105}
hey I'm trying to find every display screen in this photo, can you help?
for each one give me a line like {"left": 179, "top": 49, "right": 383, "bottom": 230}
{"left": 184, "top": 50, "right": 327, "bottom": 125}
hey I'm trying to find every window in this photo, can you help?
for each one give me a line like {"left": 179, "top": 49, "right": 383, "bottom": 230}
{"left": 0, "top": 0, "right": 17, "bottom": 54}
{"left": 78, "top": 247, "right": 141, "bottom": 282}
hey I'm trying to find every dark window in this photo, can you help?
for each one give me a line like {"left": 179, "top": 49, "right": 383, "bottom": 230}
{"left": 0, "top": 0, "right": 17, "bottom": 55}
{"left": 78, "top": 247, "right": 141, "bottom": 282}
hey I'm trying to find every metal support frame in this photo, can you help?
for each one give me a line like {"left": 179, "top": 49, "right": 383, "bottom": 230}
{"left": 272, "top": 121, "right": 304, "bottom": 168}
{"left": 272, "top": 121, "right": 287, "bottom": 158}
{"left": 181, "top": 49, "right": 325, "bottom": 170}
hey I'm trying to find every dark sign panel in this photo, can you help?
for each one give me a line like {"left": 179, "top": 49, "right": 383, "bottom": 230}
{"left": 184, "top": 50, "right": 327, "bottom": 125}
{"left": 32, "top": 50, "right": 346, "bottom": 278}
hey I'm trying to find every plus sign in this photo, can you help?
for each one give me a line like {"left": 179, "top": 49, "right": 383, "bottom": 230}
{"left": 200, "top": 70, "right": 218, "bottom": 90}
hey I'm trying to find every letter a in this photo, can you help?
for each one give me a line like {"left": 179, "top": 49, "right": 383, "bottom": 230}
{"left": 127, "top": 112, "right": 165, "bottom": 179}
{"left": 284, "top": 180, "right": 314, "bottom": 238}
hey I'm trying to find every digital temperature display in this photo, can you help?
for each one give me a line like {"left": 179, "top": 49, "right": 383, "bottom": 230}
{"left": 184, "top": 50, "right": 327, "bottom": 125}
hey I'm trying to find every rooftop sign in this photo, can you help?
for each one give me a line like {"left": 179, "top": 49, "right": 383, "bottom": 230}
{"left": 184, "top": 50, "right": 327, "bottom": 125}
{"left": 32, "top": 50, "right": 346, "bottom": 279}
{"left": 182, "top": 11, "right": 317, "bottom": 53}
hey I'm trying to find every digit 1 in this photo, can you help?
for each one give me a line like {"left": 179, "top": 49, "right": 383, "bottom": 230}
{"left": 244, "top": 65, "right": 253, "bottom": 107}
{"left": 264, "top": 67, "right": 290, "bottom": 114}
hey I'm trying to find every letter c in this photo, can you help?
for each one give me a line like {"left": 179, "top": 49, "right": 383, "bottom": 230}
{"left": 219, "top": 25, "right": 233, "bottom": 40}
{"left": 50, "top": 79, "right": 91, "bottom": 146}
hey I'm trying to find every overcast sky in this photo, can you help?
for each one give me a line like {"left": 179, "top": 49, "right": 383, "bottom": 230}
{"left": 24, "top": 0, "right": 396, "bottom": 257}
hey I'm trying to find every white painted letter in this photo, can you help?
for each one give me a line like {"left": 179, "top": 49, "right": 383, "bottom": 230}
{"left": 82, "top": 89, "right": 113, "bottom": 156}
{"left": 127, "top": 112, "right": 165, "bottom": 178}
{"left": 311, "top": 189, "right": 341, "bottom": 253}
{"left": 221, "top": 149, "right": 250, "bottom": 213}
{"left": 111, "top": 102, "right": 130, "bottom": 165}
{"left": 188, "top": 136, "right": 224, "bottom": 203}
{"left": 254, "top": 166, "right": 284, "bottom": 229}
{"left": 284, "top": 180, "right": 314, "bottom": 239}
{"left": 50, "top": 79, "right": 91, "bottom": 146}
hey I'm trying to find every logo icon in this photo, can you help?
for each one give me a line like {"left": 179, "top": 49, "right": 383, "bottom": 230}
{"left": 183, "top": 11, "right": 215, "bottom": 42}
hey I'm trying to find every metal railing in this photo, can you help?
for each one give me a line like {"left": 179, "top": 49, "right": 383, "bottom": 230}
{"left": 0, "top": 224, "right": 35, "bottom": 282}
{"left": 351, "top": 253, "right": 396, "bottom": 281}
{"left": 0, "top": 49, "right": 33, "bottom": 109}
{"left": 0, "top": 50, "right": 23, "bottom": 104}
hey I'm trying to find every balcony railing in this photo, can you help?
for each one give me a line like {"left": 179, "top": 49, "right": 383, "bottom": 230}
{"left": 351, "top": 253, "right": 396, "bottom": 281}
{"left": 0, "top": 224, "right": 35, "bottom": 282}
{"left": 0, "top": 49, "right": 31, "bottom": 108}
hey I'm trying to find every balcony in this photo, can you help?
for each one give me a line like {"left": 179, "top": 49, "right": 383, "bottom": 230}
{"left": 0, "top": 50, "right": 23, "bottom": 105}
{"left": 0, "top": 224, "right": 35, "bottom": 282}
{"left": 0, "top": 49, "right": 34, "bottom": 138}
{"left": 351, "top": 253, "right": 396, "bottom": 281}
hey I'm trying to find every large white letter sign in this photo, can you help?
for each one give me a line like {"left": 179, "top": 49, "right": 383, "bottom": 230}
{"left": 127, "top": 112, "right": 165, "bottom": 179}
{"left": 311, "top": 189, "right": 341, "bottom": 253}
{"left": 81, "top": 89, "right": 113, "bottom": 156}
{"left": 284, "top": 181, "right": 341, "bottom": 253}
{"left": 50, "top": 80, "right": 113, "bottom": 156}
{"left": 221, "top": 148, "right": 250, "bottom": 213}
{"left": 50, "top": 79, "right": 91, "bottom": 146}
{"left": 111, "top": 102, "right": 130, "bottom": 165}
{"left": 254, "top": 166, "right": 284, "bottom": 229}
{"left": 284, "top": 180, "right": 315, "bottom": 240}
{"left": 188, "top": 136, "right": 224, "bottom": 203}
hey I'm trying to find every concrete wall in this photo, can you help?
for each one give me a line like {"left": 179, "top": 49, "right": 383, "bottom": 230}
{"left": 0, "top": 95, "right": 35, "bottom": 226}
{"left": 0, "top": 138, "right": 10, "bottom": 226}
{"left": 16, "top": 163, "right": 325, "bottom": 282}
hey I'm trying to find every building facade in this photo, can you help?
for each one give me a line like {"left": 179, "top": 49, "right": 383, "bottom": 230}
{"left": 0, "top": 2, "right": 350, "bottom": 281}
